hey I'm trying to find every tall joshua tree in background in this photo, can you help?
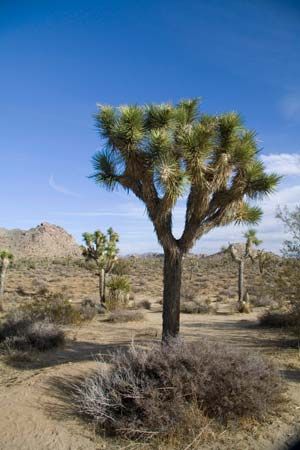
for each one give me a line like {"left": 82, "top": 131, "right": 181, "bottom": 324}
{"left": 229, "top": 229, "right": 262, "bottom": 311}
{"left": 82, "top": 228, "right": 119, "bottom": 306}
{"left": 0, "top": 250, "right": 14, "bottom": 311}
{"left": 90, "top": 99, "right": 280, "bottom": 339}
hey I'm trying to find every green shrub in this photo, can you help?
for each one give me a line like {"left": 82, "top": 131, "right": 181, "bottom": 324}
{"left": 111, "top": 259, "right": 131, "bottom": 276}
{"left": 71, "top": 340, "right": 284, "bottom": 441}
{"left": 19, "top": 293, "right": 82, "bottom": 325}
{"left": 106, "top": 275, "right": 131, "bottom": 311}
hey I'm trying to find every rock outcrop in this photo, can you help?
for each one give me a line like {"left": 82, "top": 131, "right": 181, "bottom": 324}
{"left": 0, "top": 222, "right": 81, "bottom": 259}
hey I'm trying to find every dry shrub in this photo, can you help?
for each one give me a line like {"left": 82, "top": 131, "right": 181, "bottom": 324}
{"left": 181, "top": 284, "right": 198, "bottom": 302}
{"left": 0, "top": 312, "right": 65, "bottom": 352}
{"left": 106, "top": 310, "right": 144, "bottom": 323}
{"left": 111, "top": 259, "right": 131, "bottom": 276}
{"left": 137, "top": 300, "right": 152, "bottom": 310}
{"left": 260, "top": 307, "right": 300, "bottom": 332}
{"left": 259, "top": 259, "right": 300, "bottom": 337}
{"left": 19, "top": 293, "right": 82, "bottom": 325}
{"left": 251, "top": 295, "right": 278, "bottom": 308}
{"left": 71, "top": 340, "right": 283, "bottom": 442}
{"left": 181, "top": 298, "right": 217, "bottom": 314}
{"left": 79, "top": 299, "right": 97, "bottom": 320}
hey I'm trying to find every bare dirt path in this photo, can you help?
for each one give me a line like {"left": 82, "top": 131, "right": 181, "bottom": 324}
{"left": 0, "top": 311, "right": 299, "bottom": 450}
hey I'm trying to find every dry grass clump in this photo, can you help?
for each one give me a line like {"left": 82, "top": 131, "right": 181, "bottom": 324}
{"left": 0, "top": 312, "right": 65, "bottom": 352}
{"left": 71, "top": 339, "right": 283, "bottom": 442}
{"left": 106, "top": 309, "right": 144, "bottom": 323}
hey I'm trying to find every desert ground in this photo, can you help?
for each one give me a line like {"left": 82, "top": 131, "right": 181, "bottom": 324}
{"left": 0, "top": 254, "right": 300, "bottom": 450}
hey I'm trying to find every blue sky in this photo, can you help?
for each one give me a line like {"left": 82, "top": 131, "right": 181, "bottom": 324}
{"left": 1, "top": 0, "right": 300, "bottom": 254}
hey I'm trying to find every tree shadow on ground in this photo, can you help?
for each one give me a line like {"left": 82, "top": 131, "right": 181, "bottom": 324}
{"left": 3, "top": 338, "right": 158, "bottom": 371}
{"left": 182, "top": 319, "right": 299, "bottom": 351}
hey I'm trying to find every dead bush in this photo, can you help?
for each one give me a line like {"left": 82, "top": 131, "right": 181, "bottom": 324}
{"left": 71, "top": 339, "right": 284, "bottom": 441}
{"left": 106, "top": 310, "right": 144, "bottom": 323}
{"left": 0, "top": 313, "right": 65, "bottom": 352}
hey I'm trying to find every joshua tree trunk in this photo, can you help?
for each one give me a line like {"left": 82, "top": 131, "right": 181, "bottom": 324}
{"left": 238, "top": 260, "right": 244, "bottom": 304}
{"left": 0, "top": 259, "right": 9, "bottom": 311}
{"left": 162, "top": 248, "right": 183, "bottom": 341}
{"left": 99, "top": 268, "right": 106, "bottom": 305}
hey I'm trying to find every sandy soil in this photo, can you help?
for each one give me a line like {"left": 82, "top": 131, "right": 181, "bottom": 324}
{"left": 0, "top": 310, "right": 300, "bottom": 450}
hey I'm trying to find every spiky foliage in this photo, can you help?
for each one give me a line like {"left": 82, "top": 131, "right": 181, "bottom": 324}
{"left": 82, "top": 228, "right": 119, "bottom": 270}
{"left": 82, "top": 228, "right": 119, "bottom": 304}
{"left": 0, "top": 250, "right": 14, "bottom": 265}
{"left": 91, "top": 100, "right": 279, "bottom": 253}
{"left": 90, "top": 99, "right": 280, "bottom": 336}
{"left": 229, "top": 229, "right": 261, "bottom": 262}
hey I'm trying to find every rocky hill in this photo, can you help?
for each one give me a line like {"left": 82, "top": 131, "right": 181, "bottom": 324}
{"left": 0, "top": 222, "right": 81, "bottom": 259}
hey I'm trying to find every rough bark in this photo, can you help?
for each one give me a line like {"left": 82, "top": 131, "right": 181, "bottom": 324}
{"left": 99, "top": 268, "right": 106, "bottom": 305}
{"left": 162, "top": 248, "right": 183, "bottom": 340}
{"left": 0, "top": 259, "right": 9, "bottom": 311}
{"left": 238, "top": 259, "right": 244, "bottom": 304}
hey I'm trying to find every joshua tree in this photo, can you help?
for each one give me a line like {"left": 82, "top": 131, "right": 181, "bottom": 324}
{"left": 0, "top": 250, "right": 14, "bottom": 311}
{"left": 229, "top": 229, "right": 262, "bottom": 310}
{"left": 90, "top": 99, "right": 280, "bottom": 339}
{"left": 82, "top": 228, "right": 119, "bottom": 305}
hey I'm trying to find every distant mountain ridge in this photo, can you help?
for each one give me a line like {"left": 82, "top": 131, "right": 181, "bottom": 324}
{"left": 0, "top": 222, "right": 81, "bottom": 259}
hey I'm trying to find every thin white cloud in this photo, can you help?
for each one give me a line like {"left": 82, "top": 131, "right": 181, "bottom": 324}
{"left": 261, "top": 153, "right": 300, "bottom": 176}
{"left": 48, "top": 175, "right": 81, "bottom": 198}
{"left": 280, "top": 91, "right": 300, "bottom": 121}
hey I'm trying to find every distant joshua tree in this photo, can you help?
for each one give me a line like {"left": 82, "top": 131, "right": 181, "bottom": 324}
{"left": 0, "top": 250, "right": 14, "bottom": 311}
{"left": 90, "top": 99, "right": 280, "bottom": 339}
{"left": 82, "top": 228, "right": 119, "bottom": 305}
{"left": 229, "top": 229, "right": 262, "bottom": 311}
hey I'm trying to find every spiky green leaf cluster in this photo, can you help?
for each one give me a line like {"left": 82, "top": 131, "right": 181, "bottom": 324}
{"left": 0, "top": 250, "right": 14, "bottom": 267}
{"left": 91, "top": 99, "right": 281, "bottom": 252}
{"left": 244, "top": 229, "right": 262, "bottom": 247}
{"left": 82, "top": 228, "right": 119, "bottom": 271}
